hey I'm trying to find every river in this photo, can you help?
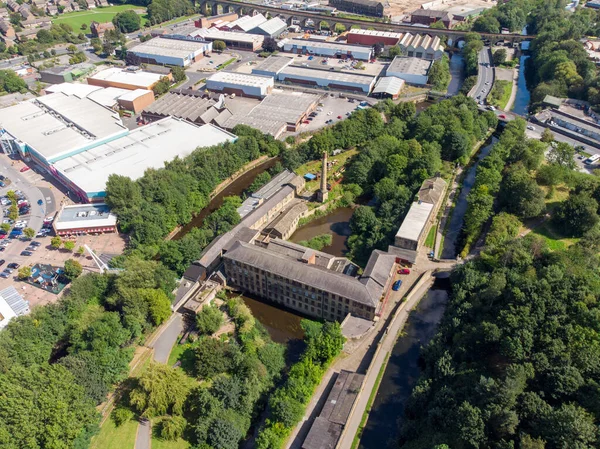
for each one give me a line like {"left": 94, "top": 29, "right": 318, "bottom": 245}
{"left": 358, "top": 276, "right": 450, "bottom": 449}
{"left": 512, "top": 54, "right": 531, "bottom": 116}
{"left": 447, "top": 53, "right": 465, "bottom": 96}
{"left": 440, "top": 137, "right": 496, "bottom": 259}
{"left": 289, "top": 207, "right": 354, "bottom": 257}
{"left": 172, "top": 157, "right": 279, "bottom": 240}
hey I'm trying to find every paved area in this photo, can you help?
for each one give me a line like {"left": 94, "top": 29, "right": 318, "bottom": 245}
{"left": 469, "top": 47, "right": 493, "bottom": 103}
{"left": 150, "top": 313, "right": 184, "bottom": 364}
{"left": 135, "top": 420, "right": 151, "bottom": 449}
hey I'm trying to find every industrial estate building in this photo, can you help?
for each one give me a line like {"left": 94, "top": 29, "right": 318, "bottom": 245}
{"left": 398, "top": 33, "right": 444, "bottom": 60}
{"left": 39, "top": 63, "right": 95, "bottom": 84}
{"left": 45, "top": 82, "right": 155, "bottom": 112}
{"left": 188, "top": 27, "right": 264, "bottom": 51}
{"left": 277, "top": 65, "right": 376, "bottom": 93}
{"left": 87, "top": 67, "right": 168, "bottom": 90}
{"left": 127, "top": 37, "right": 212, "bottom": 66}
{"left": 346, "top": 29, "right": 401, "bottom": 46}
{"left": 409, "top": 9, "right": 454, "bottom": 28}
{"left": 206, "top": 72, "right": 274, "bottom": 98}
{"left": 393, "top": 176, "right": 447, "bottom": 257}
{"left": 53, "top": 203, "right": 117, "bottom": 235}
{"left": 329, "top": 0, "right": 390, "bottom": 17}
{"left": 386, "top": 56, "right": 432, "bottom": 86}
{"left": 372, "top": 76, "right": 405, "bottom": 99}
{"left": 223, "top": 13, "right": 267, "bottom": 32}
{"left": 280, "top": 38, "right": 374, "bottom": 61}
{"left": 251, "top": 55, "right": 294, "bottom": 77}
{"left": 0, "top": 286, "right": 29, "bottom": 330}
{"left": 0, "top": 92, "right": 236, "bottom": 201}
{"left": 194, "top": 12, "right": 238, "bottom": 28}
{"left": 250, "top": 17, "right": 287, "bottom": 37}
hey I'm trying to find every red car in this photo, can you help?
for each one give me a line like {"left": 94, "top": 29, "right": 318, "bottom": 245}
{"left": 19, "top": 166, "right": 30, "bottom": 173}
{"left": 337, "top": 115, "right": 342, "bottom": 119}
{"left": 397, "top": 268, "right": 410, "bottom": 275}
{"left": 303, "top": 120, "right": 310, "bottom": 124}
{"left": 498, "top": 114, "right": 506, "bottom": 119}
{"left": 0, "top": 235, "right": 7, "bottom": 240}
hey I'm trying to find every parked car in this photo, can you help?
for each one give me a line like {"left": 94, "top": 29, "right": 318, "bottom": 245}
{"left": 397, "top": 268, "right": 411, "bottom": 275}
{"left": 392, "top": 280, "right": 403, "bottom": 291}
{"left": 30, "top": 241, "right": 41, "bottom": 247}
{"left": 0, "top": 271, "right": 10, "bottom": 278}
{"left": 25, "top": 246, "right": 37, "bottom": 252}
{"left": 337, "top": 115, "right": 342, "bottom": 119}
{"left": 20, "top": 251, "right": 32, "bottom": 256}
{"left": 7, "top": 263, "right": 19, "bottom": 269}
{"left": 37, "top": 199, "right": 43, "bottom": 205}
{"left": 0, "top": 260, "right": 6, "bottom": 267}
{"left": 19, "top": 166, "right": 30, "bottom": 173}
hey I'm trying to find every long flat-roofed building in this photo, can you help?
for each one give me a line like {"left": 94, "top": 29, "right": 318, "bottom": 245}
{"left": 372, "top": 76, "right": 405, "bottom": 99}
{"left": 386, "top": 56, "right": 432, "bottom": 86}
{"left": 251, "top": 55, "right": 294, "bottom": 77}
{"left": 191, "top": 27, "right": 264, "bottom": 51}
{"left": 87, "top": 67, "right": 168, "bottom": 90}
{"left": 206, "top": 72, "right": 274, "bottom": 98}
{"left": 223, "top": 13, "right": 267, "bottom": 32}
{"left": 280, "top": 38, "right": 373, "bottom": 61}
{"left": 127, "top": 37, "right": 212, "bottom": 66}
{"left": 53, "top": 203, "right": 117, "bottom": 235}
{"left": 53, "top": 118, "right": 237, "bottom": 200}
{"left": 346, "top": 29, "right": 401, "bottom": 46}
{"left": 277, "top": 65, "right": 376, "bottom": 93}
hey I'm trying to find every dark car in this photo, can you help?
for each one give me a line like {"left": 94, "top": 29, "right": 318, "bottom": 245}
{"left": 0, "top": 260, "right": 5, "bottom": 266}
{"left": 7, "top": 263, "right": 19, "bottom": 269}
{"left": 20, "top": 251, "right": 32, "bottom": 256}
{"left": 30, "top": 241, "right": 41, "bottom": 247}
{"left": 0, "top": 175, "right": 5, "bottom": 180}
{"left": 37, "top": 199, "right": 43, "bottom": 205}
{"left": 392, "top": 279, "right": 402, "bottom": 291}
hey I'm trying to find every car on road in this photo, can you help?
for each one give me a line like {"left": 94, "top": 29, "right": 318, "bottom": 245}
{"left": 20, "top": 251, "right": 32, "bottom": 256}
{"left": 499, "top": 114, "right": 506, "bottom": 119}
{"left": 392, "top": 280, "right": 403, "bottom": 291}
{"left": 397, "top": 268, "right": 411, "bottom": 275}
{"left": 488, "top": 105, "right": 496, "bottom": 111}
{"left": 527, "top": 125, "right": 535, "bottom": 131}
{"left": 7, "top": 263, "right": 19, "bottom": 269}
{"left": 19, "top": 166, "right": 30, "bottom": 173}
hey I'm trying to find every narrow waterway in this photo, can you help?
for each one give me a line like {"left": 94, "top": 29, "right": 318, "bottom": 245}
{"left": 447, "top": 53, "right": 465, "bottom": 96}
{"left": 172, "top": 157, "right": 279, "bottom": 240}
{"left": 512, "top": 54, "right": 531, "bottom": 116}
{"left": 358, "top": 276, "right": 450, "bottom": 449}
{"left": 441, "top": 137, "right": 496, "bottom": 259}
{"left": 289, "top": 207, "right": 354, "bottom": 257}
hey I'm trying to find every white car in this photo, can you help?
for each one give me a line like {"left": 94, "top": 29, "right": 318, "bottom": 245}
{"left": 327, "top": 111, "right": 333, "bottom": 116}
{"left": 488, "top": 106, "right": 496, "bottom": 111}
{"left": 45, "top": 215, "right": 54, "bottom": 222}
{"left": 527, "top": 125, "right": 535, "bottom": 131}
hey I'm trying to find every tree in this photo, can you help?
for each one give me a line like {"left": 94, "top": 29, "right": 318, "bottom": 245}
{"left": 428, "top": 55, "right": 451, "bottom": 91}
{"left": 541, "top": 128, "right": 554, "bottom": 143}
{"left": 170, "top": 65, "right": 186, "bottom": 83}
{"left": 196, "top": 303, "right": 224, "bottom": 335}
{"left": 159, "top": 415, "right": 187, "bottom": 440}
{"left": 113, "top": 10, "right": 141, "bottom": 33}
{"left": 77, "top": 246, "right": 85, "bottom": 256}
{"left": 80, "top": 23, "right": 87, "bottom": 30}
{"left": 499, "top": 165, "right": 546, "bottom": 219}
{"left": 22, "top": 227, "right": 35, "bottom": 239}
{"left": 548, "top": 142, "right": 576, "bottom": 170}
{"left": 213, "top": 40, "right": 226, "bottom": 52}
{"left": 91, "top": 37, "right": 102, "bottom": 54}
{"left": 67, "top": 44, "right": 77, "bottom": 53}
{"left": 63, "top": 240, "right": 75, "bottom": 252}
{"left": 262, "top": 37, "right": 278, "bottom": 53}
{"left": 36, "top": 29, "right": 54, "bottom": 44}
{"left": 0, "top": 223, "right": 10, "bottom": 233}
{"left": 207, "top": 418, "right": 243, "bottom": 449}
{"left": 553, "top": 193, "right": 599, "bottom": 237}
{"left": 64, "top": 259, "right": 83, "bottom": 280}
{"left": 0, "top": 70, "right": 25, "bottom": 93}
{"left": 388, "top": 46, "right": 401, "bottom": 58}
{"left": 112, "top": 407, "right": 133, "bottom": 426}
{"left": 152, "top": 76, "right": 171, "bottom": 96}
{"left": 129, "top": 363, "right": 194, "bottom": 418}
{"left": 51, "top": 236, "right": 62, "bottom": 249}
{"left": 17, "top": 265, "right": 31, "bottom": 280}
{"left": 493, "top": 48, "right": 507, "bottom": 66}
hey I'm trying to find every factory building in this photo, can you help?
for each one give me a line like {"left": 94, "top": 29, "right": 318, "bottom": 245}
{"left": 223, "top": 13, "right": 267, "bottom": 32}
{"left": 194, "top": 12, "right": 239, "bottom": 28}
{"left": 372, "top": 76, "right": 405, "bottom": 99}
{"left": 0, "top": 92, "right": 236, "bottom": 201}
{"left": 206, "top": 72, "right": 274, "bottom": 98}
{"left": 409, "top": 9, "right": 453, "bottom": 28}
{"left": 45, "top": 82, "right": 155, "bottom": 112}
{"left": 53, "top": 203, "right": 117, "bottom": 236}
{"left": 280, "top": 38, "right": 373, "bottom": 61}
{"left": 398, "top": 33, "right": 444, "bottom": 60}
{"left": 346, "top": 29, "right": 401, "bottom": 46}
{"left": 251, "top": 55, "right": 294, "bottom": 77}
{"left": 250, "top": 17, "right": 288, "bottom": 37}
{"left": 277, "top": 66, "right": 376, "bottom": 93}
{"left": 386, "top": 56, "right": 432, "bottom": 86}
{"left": 127, "top": 37, "right": 212, "bottom": 66}
{"left": 39, "top": 63, "right": 95, "bottom": 84}
{"left": 0, "top": 286, "right": 29, "bottom": 330}
{"left": 329, "top": 0, "right": 390, "bottom": 18}
{"left": 191, "top": 27, "right": 264, "bottom": 51}
{"left": 87, "top": 67, "right": 169, "bottom": 90}
{"left": 393, "top": 176, "right": 447, "bottom": 257}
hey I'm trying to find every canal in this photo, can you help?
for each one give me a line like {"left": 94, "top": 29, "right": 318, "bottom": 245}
{"left": 172, "top": 157, "right": 279, "bottom": 240}
{"left": 447, "top": 53, "right": 466, "bottom": 96}
{"left": 512, "top": 54, "right": 531, "bottom": 116}
{"left": 358, "top": 276, "right": 450, "bottom": 449}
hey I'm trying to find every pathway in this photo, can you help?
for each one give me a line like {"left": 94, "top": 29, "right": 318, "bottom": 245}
{"left": 337, "top": 274, "right": 436, "bottom": 449}
{"left": 135, "top": 420, "right": 151, "bottom": 449}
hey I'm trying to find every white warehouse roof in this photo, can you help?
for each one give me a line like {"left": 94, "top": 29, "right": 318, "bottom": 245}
{"left": 281, "top": 38, "right": 373, "bottom": 56}
{"left": 53, "top": 118, "right": 237, "bottom": 195}
{"left": 88, "top": 67, "right": 164, "bottom": 88}
{"left": 227, "top": 13, "right": 267, "bottom": 31}
{"left": 192, "top": 27, "right": 263, "bottom": 44}
{"left": 373, "top": 76, "right": 405, "bottom": 95}
{"left": 129, "top": 38, "right": 210, "bottom": 60}
{"left": 395, "top": 201, "right": 433, "bottom": 242}
{"left": 0, "top": 286, "right": 28, "bottom": 329}
{"left": 207, "top": 71, "right": 274, "bottom": 88}
{"left": 387, "top": 56, "right": 432, "bottom": 76}
{"left": 252, "top": 17, "right": 287, "bottom": 34}
{"left": 45, "top": 83, "right": 102, "bottom": 97}
{"left": 54, "top": 203, "right": 117, "bottom": 231}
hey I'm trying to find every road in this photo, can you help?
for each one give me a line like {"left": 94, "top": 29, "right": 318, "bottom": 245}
{"left": 469, "top": 47, "right": 494, "bottom": 103}
{"left": 337, "top": 274, "right": 435, "bottom": 449}
{"left": 150, "top": 313, "right": 183, "bottom": 363}
{"left": 134, "top": 420, "right": 151, "bottom": 449}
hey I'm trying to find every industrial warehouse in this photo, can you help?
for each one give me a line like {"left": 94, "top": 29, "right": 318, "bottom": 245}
{"left": 206, "top": 71, "right": 274, "bottom": 98}
{"left": 0, "top": 92, "right": 237, "bottom": 201}
{"left": 386, "top": 56, "right": 432, "bottom": 86}
{"left": 277, "top": 65, "right": 376, "bottom": 93}
{"left": 86, "top": 67, "right": 168, "bottom": 90}
{"left": 280, "top": 38, "right": 374, "bottom": 61}
{"left": 126, "top": 36, "right": 213, "bottom": 66}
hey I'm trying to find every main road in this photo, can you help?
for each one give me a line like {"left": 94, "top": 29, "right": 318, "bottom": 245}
{"left": 469, "top": 47, "right": 494, "bottom": 103}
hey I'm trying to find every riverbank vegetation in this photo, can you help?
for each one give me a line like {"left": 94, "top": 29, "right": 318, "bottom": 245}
{"left": 487, "top": 80, "right": 512, "bottom": 109}
{"left": 297, "top": 233, "right": 333, "bottom": 251}
{"left": 428, "top": 54, "right": 451, "bottom": 91}
{"left": 399, "top": 229, "right": 600, "bottom": 448}
{"left": 255, "top": 320, "right": 345, "bottom": 448}
{"left": 0, "top": 258, "right": 175, "bottom": 448}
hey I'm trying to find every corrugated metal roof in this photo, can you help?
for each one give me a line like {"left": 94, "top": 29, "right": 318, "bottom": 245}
{"left": 0, "top": 286, "right": 29, "bottom": 316}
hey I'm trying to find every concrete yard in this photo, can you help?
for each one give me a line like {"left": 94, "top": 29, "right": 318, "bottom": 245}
{"left": 284, "top": 95, "right": 364, "bottom": 136}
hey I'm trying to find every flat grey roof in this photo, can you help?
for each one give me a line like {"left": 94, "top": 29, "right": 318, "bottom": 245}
{"left": 130, "top": 37, "right": 209, "bottom": 58}
{"left": 253, "top": 17, "right": 287, "bottom": 34}
{"left": 387, "top": 56, "right": 432, "bottom": 76}
{"left": 208, "top": 71, "right": 274, "bottom": 88}
{"left": 192, "top": 27, "right": 263, "bottom": 44}
{"left": 373, "top": 76, "right": 405, "bottom": 94}
{"left": 54, "top": 118, "right": 237, "bottom": 194}
{"left": 142, "top": 91, "right": 217, "bottom": 122}
{"left": 280, "top": 65, "right": 376, "bottom": 85}
{"left": 0, "top": 285, "right": 28, "bottom": 316}
{"left": 395, "top": 201, "right": 433, "bottom": 242}
{"left": 283, "top": 38, "right": 373, "bottom": 54}
{"left": 0, "top": 93, "right": 127, "bottom": 163}
{"left": 54, "top": 203, "right": 117, "bottom": 230}
{"left": 247, "top": 90, "right": 320, "bottom": 124}
{"left": 252, "top": 55, "right": 294, "bottom": 74}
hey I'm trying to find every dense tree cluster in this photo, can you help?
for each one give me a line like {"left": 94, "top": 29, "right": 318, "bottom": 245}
{"left": 105, "top": 125, "right": 284, "bottom": 275}
{"left": 400, "top": 232, "right": 600, "bottom": 449}
{"left": 472, "top": 0, "right": 532, "bottom": 33}
{"left": 255, "top": 320, "right": 345, "bottom": 448}
{"left": 461, "top": 119, "right": 546, "bottom": 254}
{"left": 112, "top": 10, "right": 142, "bottom": 33}
{"left": 0, "top": 258, "right": 174, "bottom": 448}
{"left": 146, "top": 0, "right": 194, "bottom": 25}
{"left": 0, "top": 69, "right": 26, "bottom": 93}
{"left": 462, "top": 33, "right": 484, "bottom": 77}
{"left": 428, "top": 54, "right": 451, "bottom": 91}
{"left": 343, "top": 96, "right": 496, "bottom": 265}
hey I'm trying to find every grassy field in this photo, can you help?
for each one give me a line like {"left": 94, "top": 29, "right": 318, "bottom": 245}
{"left": 52, "top": 5, "right": 147, "bottom": 30}
{"left": 295, "top": 148, "right": 358, "bottom": 192}
{"left": 90, "top": 416, "right": 138, "bottom": 449}
{"left": 531, "top": 221, "right": 579, "bottom": 251}
{"left": 424, "top": 226, "right": 436, "bottom": 248}
{"left": 487, "top": 80, "right": 512, "bottom": 110}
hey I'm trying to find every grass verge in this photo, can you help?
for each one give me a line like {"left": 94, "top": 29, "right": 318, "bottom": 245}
{"left": 89, "top": 416, "right": 138, "bottom": 449}
{"left": 425, "top": 226, "right": 436, "bottom": 248}
{"left": 350, "top": 353, "right": 390, "bottom": 449}
{"left": 487, "top": 80, "right": 512, "bottom": 110}
{"left": 52, "top": 5, "right": 147, "bottom": 29}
